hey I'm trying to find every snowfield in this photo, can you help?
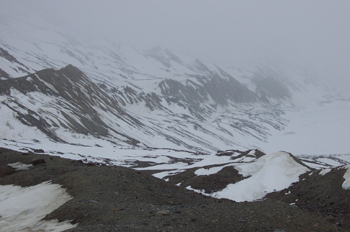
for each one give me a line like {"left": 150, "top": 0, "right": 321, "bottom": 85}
{"left": 0, "top": 181, "right": 76, "bottom": 232}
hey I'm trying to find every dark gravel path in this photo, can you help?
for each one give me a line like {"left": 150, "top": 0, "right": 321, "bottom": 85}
{"left": 0, "top": 147, "right": 345, "bottom": 231}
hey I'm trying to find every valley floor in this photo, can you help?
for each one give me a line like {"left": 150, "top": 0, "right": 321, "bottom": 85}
{"left": 0, "top": 147, "right": 348, "bottom": 232}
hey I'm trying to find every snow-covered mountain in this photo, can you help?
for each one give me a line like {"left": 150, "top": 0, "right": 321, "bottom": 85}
{"left": 1, "top": 7, "right": 344, "bottom": 153}
{"left": 1, "top": 2, "right": 350, "bottom": 205}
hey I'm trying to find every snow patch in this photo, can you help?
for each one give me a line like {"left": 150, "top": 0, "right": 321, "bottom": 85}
{"left": 342, "top": 165, "right": 350, "bottom": 190}
{"left": 195, "top": 166, "right": 226, "bottom": 176}
{"left": 210, "top": 152, "right": 310, "bottom": 202}
{"left": 0, "top": 181, "right": 76, "bottom": 232}
{"left": 7, "top": 162, "right": 33, "bottom": 171}
{"left": 319, "top": 168, "right": 331, "bottom": 176}
{"left": 186, "top": 186, "right": 208, "bottom": 195}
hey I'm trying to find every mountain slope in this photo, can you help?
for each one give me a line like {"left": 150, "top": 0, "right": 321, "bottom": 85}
{"left": 0, "top": 1, "right": 349, "bottom": 166}
{"left": 1, "top": 4, "right": 349, "bottom": 156}
{"left": 0, "top": 65, "right": 142, "bottom": 146}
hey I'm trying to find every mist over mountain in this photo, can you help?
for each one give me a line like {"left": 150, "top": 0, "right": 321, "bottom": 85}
{"left": 0, "top": 1, "right": 349, "bottom": 156}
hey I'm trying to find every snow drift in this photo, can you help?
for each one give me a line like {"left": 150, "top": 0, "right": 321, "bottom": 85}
{"left": 0, "top": 181, "right": 76, "bottom": 232}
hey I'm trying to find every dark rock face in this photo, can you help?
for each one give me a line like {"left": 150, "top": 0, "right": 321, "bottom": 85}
{"left": 252, "top": 67, "right": 292, "bottom": 101}
{"left": 158, "top": 72, "right": 258, "bottom": 108}
{"left": 0, "top": 68, "right": 10, "bottom": 79}
{"left": 0, "top": 65, "right": 140, "bottom": 144}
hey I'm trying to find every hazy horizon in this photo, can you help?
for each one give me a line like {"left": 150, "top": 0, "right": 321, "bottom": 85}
{"left": 1, "top": 0, "right": 350, "bottom": 93}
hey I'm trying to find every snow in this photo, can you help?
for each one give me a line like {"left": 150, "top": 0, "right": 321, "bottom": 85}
{"left": 262, "top": 99, "right": 350, "bottom": 156}
{"left": 7, "top": 162, "right": 33, "bottom": 171}
{"left": 186, "top": 186, "right": 208, "bottom": 195}
{"left": 0, "top": 181, "right": 76, "bottom": 232}
{"left": 317, "top": 158, "right": 343, "bottom": 167}
{"left": 195, "top": 166, "right": 226, "bottom": 176}
{"left": 342, "top": 165, "right": 350, "bottom": 190}
{"left": 319, "top": 168, "right": 331, "bottom": 176}
{"left": 210, "top": 152, "right": 310, "bottom": 202}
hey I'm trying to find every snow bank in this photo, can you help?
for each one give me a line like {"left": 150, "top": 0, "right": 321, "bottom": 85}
{"left": 7, "top": 162, "right": 33, "bottom": 171}
{"left": 211, "top": 151, "right": 310, "bottom": 202}
{"left": 0, "top": 181, "right": 76, "bottom": 232}
{"left": 342, "top": 165, "right": 350, "bottom": 190}
{"left": 319, "top": 168, "right": 331, "bottom": 176}
{"left": 195, "top": 165, "right": 226, "bottom": 176}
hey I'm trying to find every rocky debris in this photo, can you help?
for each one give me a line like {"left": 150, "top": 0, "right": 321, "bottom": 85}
{"left": 267, "top": 167, "right": 350, "bottom": 229}
{"left": 216, "top": 149, "right": 266, "bottom": 160}
{"left": 0, "top": 147, "right": 347, "bottom": 231}
{"left": 0, "top": 165, "right": 16, "bottom": 178}
{"left": 165, "top": 165, "right": 246, "bottom": 194}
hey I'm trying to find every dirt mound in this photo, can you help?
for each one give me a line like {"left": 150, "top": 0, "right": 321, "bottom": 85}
{"left": 0, "top": 147, "right": 346, "bottom": 231}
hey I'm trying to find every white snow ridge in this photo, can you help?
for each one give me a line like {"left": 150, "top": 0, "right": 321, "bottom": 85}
{"left": 211, "top": 152, "right": 310, "bottom": 202}
{"left": 0, "top": 181, "right": 76, "bottom": 232}
{"left": 342, "top": 165, "right": 350, "bottom": 190}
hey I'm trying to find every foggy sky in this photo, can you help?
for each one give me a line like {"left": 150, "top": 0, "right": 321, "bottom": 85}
{"left": 3, "top": 0, "right": 350, "bottom": 93}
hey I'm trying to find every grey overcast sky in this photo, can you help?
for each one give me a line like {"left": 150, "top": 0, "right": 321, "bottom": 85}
{"left": 3, "top": 0, "right": 350, "bottom": 92}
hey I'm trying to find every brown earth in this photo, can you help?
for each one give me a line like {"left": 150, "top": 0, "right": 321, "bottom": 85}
{"left": 0, "top": 147, "right": 347, "bottom": 231}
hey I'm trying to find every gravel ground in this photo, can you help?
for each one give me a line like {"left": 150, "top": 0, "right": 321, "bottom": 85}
{"left": 266, "top": 168, "right": 350, "bottom": 229}
{"left": 0, "top": 147, "right": 346, "bottom": 231}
